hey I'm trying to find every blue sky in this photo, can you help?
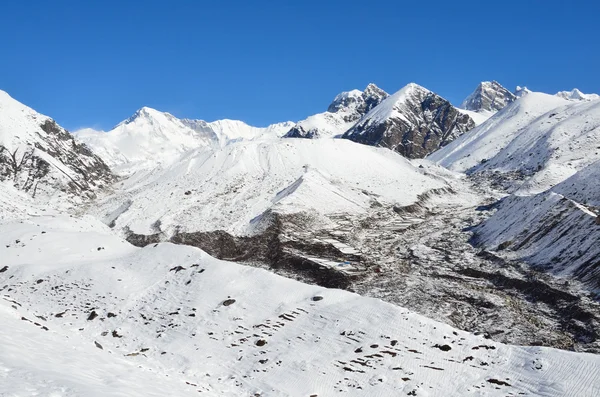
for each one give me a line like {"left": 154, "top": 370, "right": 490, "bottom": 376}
{"left": 1, "top": 0, "right": 598, "bottom": 130}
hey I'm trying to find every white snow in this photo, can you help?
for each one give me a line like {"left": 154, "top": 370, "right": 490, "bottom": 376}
{"left": 91, "top": 138, "right": 447, "bottom": 236}
{"left": 556, "top": 88, "right": 600, "bottom": 101}
{"left": 1, "top": 215, "right": 599, "bottom": 396}
{"left": 428, "top": 92, "right": 570, "bottom": 173}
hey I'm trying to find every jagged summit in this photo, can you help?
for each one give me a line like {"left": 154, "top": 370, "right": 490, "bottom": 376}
{"left": 284, "top": 83, "right": 389, "bottom": 139}
{"left": 343, "top": 83, "right": 475, "bottom": 158}
{"left": 461, "top": 81, "right": 516, "bottom": 113}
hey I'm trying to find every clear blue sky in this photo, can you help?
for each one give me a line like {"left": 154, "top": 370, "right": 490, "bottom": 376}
{"left": 1, "top": 0, "right": 598, "bottom": 131}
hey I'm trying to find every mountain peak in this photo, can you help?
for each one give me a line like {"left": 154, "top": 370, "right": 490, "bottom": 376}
{"left": 461, "top": 81, "right": 516, "bottom": 113}
{"left": 556, "top": 88, "right": 600, "bottom": 101}
{"left": 514, "top": 86, "right": 531, "bottom": 98}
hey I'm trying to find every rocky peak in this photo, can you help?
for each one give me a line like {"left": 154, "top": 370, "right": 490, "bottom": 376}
{"left": 461, "top": 81, "right": 516, "bottom": 113}
{"left": 284, "top": 84, "right": 389, "bottom": 139}
{"left": 343, "top": 83, "right": 475, "bottom": 159}
{"left": 326, "top": 89, "right": 363, "bottom": 113}
{"left": 0, "top": 91, "right": 114, "bottom": 203}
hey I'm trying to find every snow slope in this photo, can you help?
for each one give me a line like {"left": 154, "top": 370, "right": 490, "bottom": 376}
{"left": 91, "top": 138, "right": 447, "bottom": 236}
{"left": 474, "top": 160, "right": 600, "bottom": 293}
{"left": 476, "top": 98, "right": 600, "bottom": 194}
{"left": 1, "top": 215, "right": 599, "bottom": 396}
{"left": 428, "top": 92, "right": 569, "bottom": 172}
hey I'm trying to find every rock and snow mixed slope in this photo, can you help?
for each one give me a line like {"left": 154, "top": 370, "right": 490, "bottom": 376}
{"left": 343, "top": 83, "right": 475, "bottom": 159}
{"left": 461, "top": 81, "right": 517, "bottom": 115}
{"left": 284, "top": 83, "right": 389, "bottom": 139}
{"left": 77, "top": 107, "right": 294, "bottom": 171}
{"left": 430, "top": 92, "right": 600, "bottom": 194}
{"left": 0, "top": 90, "right": 114, "bottom": 211}
{"left": 1, "top": 215, "right": 599, "bottom": 396}
{"left": 91, "top": 138, "right": 447, "bottom": 237}
{"left": 474, "top": 160, "right": 600, "bottom": 294}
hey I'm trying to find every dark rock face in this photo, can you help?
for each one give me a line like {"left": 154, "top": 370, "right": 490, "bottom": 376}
{"left": 0, "top": 119, "right": 114, "bottom": 199}
{"left": 343, "top": 85, "right": 475, "bottom": 159}
{"left": 461, "top": 81, "right": 516, "bottom": 113}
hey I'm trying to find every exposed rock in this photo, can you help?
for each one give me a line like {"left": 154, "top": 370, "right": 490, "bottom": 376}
{"left": 461, "top": 81, "right": 516, "bottom": 113}
{"left": 343, "top": 83, "right": 475, "bottom": 158}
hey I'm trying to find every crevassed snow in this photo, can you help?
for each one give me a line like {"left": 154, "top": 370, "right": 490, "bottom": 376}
{"left": 1, "top": 215, "right": 599, "bottom": 396}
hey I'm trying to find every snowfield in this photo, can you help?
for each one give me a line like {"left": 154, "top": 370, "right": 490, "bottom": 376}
{"left": 1, "top": 215, "right": 599, "bottom": 396}
{"left": 90, "top": 138, "right": 447, "bottom": 236}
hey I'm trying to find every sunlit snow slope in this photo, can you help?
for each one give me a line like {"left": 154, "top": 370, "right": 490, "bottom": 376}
{"left": 92, "top": 138, "right": 447, "bottom": 236}
{"left": 1, "top": 215, "right": 599, "bottom": 396}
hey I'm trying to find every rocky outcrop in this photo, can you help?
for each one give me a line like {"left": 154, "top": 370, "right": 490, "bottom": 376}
{"left": 343, "top": 83, "right": 475, "bottom": 159}
{"left": 284, "top": 83, "right": 389, "bottom": 139}
{"left": 0, "top": 108, "right": 114, "bottom": 200}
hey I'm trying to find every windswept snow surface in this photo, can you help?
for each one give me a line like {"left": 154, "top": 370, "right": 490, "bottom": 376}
{"left": 428, "top": 92, "right": 569, "bottom": 172}
{"left": 92, "top": 138, "right": 447, "bottom": 236}
{"left": 1, "top": 215, "right": 599, "bottom": 396}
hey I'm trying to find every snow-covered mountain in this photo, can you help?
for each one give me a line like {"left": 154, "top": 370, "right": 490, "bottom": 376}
{"left": 556, "top": 88, "right": 600, "bottom": 101}
{"left": 430, "top": 91, "right": 600, "bottom": 194}
{"left": 284, "top": 83, "right": 388, "bottom": 139}
{"left": 460, "top": 81, "right": 517, "bottom": 114}
{"left": 0, "top": 90, "right": 114, "bottom": 214}
{"left": 2, "top": 214, "right": 599, "bottom": 396}
{"left": 2, "top": 83, "right": 600, "bottom": 396}
{"left": 343, "top": 83, "right": 475, "bottom": 158}
{"left": 77, "top": 108, "right": 294, "bottom": 171}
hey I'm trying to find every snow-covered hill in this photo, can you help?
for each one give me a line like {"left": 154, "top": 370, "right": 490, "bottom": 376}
{"left": 284, "top": 83, "right": 388, "bottom": 139}
{"left": 2, "top": 215, "right": 599, "bottom": 396}
{"left": 0, "top": 90, "right": 114, "bottom": 211}
{"left": 343, "top": 83, "right": 475, "bottom": 158}
{"left": 91, "top": 138, "right": 447, "bottom": 237}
